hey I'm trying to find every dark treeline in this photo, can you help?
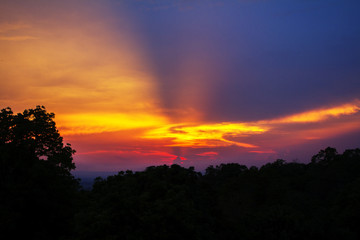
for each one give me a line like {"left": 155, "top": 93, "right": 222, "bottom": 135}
{"left": 1, "top": 106, "right": 360, "bottom": 240}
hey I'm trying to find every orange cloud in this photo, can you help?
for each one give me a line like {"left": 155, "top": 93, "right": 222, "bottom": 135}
{"left": 57, "top": 113, "right": 168, "bottom": 135}
{"left": 77, "top": 150, "right": 126, "bottom": 155}
{"left": 78, "top": 149, "right": 176, "bottom": 160}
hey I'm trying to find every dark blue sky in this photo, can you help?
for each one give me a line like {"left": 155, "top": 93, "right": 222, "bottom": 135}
{"left": 115, "top": 0, "right": 360, "bottom": 121}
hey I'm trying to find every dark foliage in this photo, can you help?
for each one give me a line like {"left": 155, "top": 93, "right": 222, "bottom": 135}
{"left": 2, "top": 107, "right": 360, "bottom": 240}
{"left": 0, "top": 106, "right": 79, "bottom": 239}
{"left": 75, "top": 147, "right": 360, "bottom": 240}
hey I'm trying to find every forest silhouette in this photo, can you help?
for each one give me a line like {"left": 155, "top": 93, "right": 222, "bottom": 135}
{"left": 1, "top": 106, "right": 360, "bottom": 240}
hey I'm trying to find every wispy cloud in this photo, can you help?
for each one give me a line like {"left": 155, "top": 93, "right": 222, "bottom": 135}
{"left": 249, "top": 150, "right": 276, "bottom": 154}
{"left": 0, "top": 36, "right": 37, "bottom": 41}
{"left": 0, "top": 22, "right": 36, "bottom": 41}
{"left": 0, "top": 23, "right": 30, "bottom": 33}
{"left": 196, "top": 152, "right": 218, "bottom": 157}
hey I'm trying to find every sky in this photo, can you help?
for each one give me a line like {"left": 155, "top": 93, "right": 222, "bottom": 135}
{"left": 1, "top": 0, "right": 360, "bottom": 172}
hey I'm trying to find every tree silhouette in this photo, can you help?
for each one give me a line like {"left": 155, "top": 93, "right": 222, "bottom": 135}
{"left": 0, "top": 106, "right": 79, "bottom": 239}
{"left": 311, "top": 147, "right": 338, "bottom": 164}
{"left": 70, "top": 147, "right": 360, "bottom": 239}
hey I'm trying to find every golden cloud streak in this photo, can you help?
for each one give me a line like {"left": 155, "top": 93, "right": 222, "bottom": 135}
{"left": 141, "top": 100, "right": 360, "bottom": 149}
{"left": 267, "top": 102, "right": 360, "bottom": 124}
{"left": 143, "top": 123, "right": 267, "bottom": 148}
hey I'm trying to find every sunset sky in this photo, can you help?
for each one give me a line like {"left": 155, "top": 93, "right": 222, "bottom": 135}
{"left": 1, "top": 0, "right": 360, "bottom": 171}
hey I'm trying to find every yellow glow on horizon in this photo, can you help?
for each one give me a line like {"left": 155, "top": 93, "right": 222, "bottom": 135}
{"left": 140, "top": 101, "right": 360, "bottom": 149}
{"left": 144, "top": 123, "right": 267, "bottom": 148}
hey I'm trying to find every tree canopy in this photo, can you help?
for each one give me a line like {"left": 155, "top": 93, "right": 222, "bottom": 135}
{"left": 75, "top": 148, "right": 360, "bottom": 240}
{"left": 0, "top": 105, "right": 75, "bottom": 172}
{"left": 0, "top": 106, "right": 79, "bottom": 239}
